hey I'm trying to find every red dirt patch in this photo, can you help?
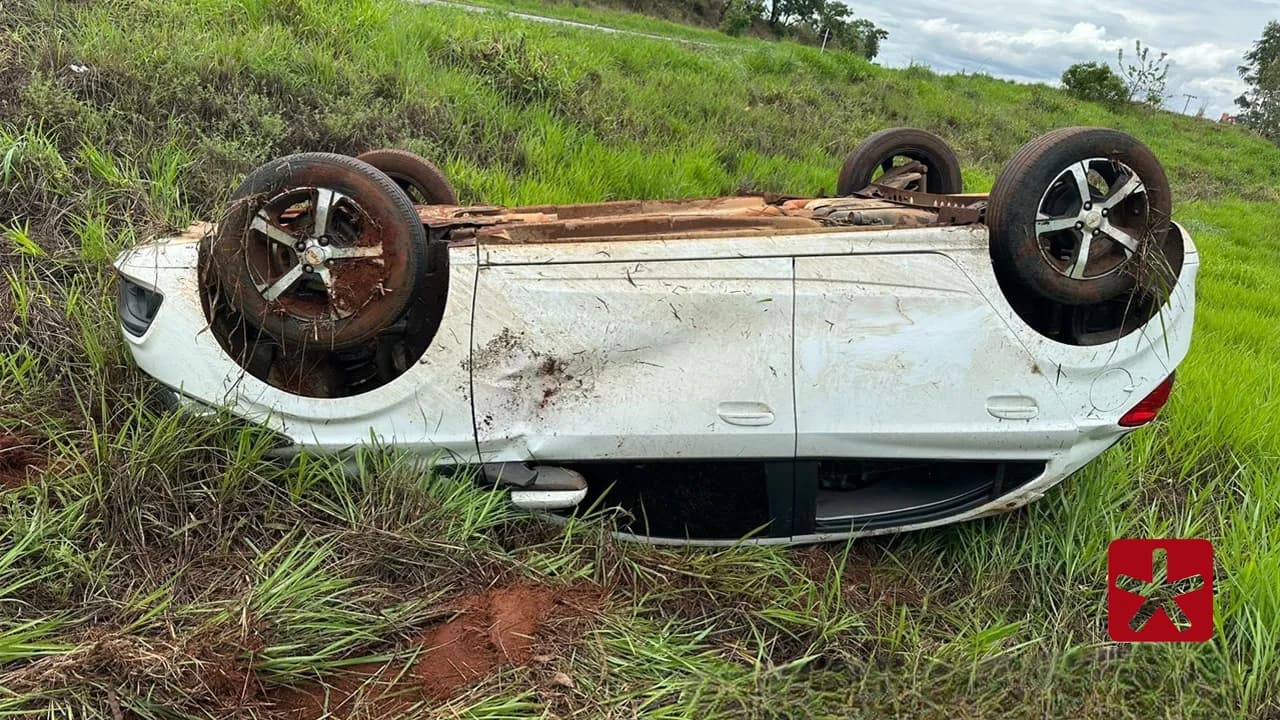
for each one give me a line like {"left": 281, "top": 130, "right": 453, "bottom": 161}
{"left": 0, "top": 434, "right": 44, "bottom": 489}
{"left": 274, "top": 583, "right": 596, "bottom": 718}
{"left": 797, "top": 546, "right": 929, "bottom": 608}
{"left": 415, "top": 583, "right": 557, "bottom": 699}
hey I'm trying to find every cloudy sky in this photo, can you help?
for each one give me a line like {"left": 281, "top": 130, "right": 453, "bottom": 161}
{"left": 854, "top": 0, "right": 1279, "bottom": 116}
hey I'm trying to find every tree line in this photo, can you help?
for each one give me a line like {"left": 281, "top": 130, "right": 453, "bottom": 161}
{"left": 721, "top": 0, "right": 887, "bottom": 59}
{"left": 564, "top": 0, "right": 887, "bottom": 59}
{"left": 1059, "top": 23, "right": 1280, "bottom": 143}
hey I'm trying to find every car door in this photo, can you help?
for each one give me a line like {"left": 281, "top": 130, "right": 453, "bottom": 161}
{"left": 793, "top": 251, "right": 1080, "bottom": 456}
{"left": 470, "top": 244, "right": 795, "bottom": 465}
{"left": 792, "top": 251, "right": 1080, "bottom": 532}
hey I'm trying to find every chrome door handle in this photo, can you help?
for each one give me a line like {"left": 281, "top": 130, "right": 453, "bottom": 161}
{"left": 717, "top": 402, "right": 775, "bottom": 427}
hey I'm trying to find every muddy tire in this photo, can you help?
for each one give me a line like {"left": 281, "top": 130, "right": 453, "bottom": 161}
{"left": 837, "top": 128, "right": 964, "bottom": 196}
{"left": 356, "top": 149, "right": 457, "bottom": 205}
{"left": 987, "top": 127, "right": 1176, "bottom": 306}
{"left": 206, "top": 153, "right": 430, "bottom": 350}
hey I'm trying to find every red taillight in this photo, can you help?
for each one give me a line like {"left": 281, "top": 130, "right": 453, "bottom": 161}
{"left": 1119, "top": 374, "right": 1175, "bottom": 427}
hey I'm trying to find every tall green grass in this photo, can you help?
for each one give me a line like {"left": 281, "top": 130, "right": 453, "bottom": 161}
{"left": 1, "top": 0, "right": 1279, "bottom": 717}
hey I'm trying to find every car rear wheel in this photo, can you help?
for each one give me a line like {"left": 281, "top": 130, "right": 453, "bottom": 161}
{"left": 206, "top": 152, "right": 430, "bottom": 350}
{"left": 355, "top": 149, "right": 457, "bottom": 206}
{"left": 987, "top": 127, "right": 1177, "bottom": 306}
{"left": 837, "top": 127, "right": 964, "bottom": 196}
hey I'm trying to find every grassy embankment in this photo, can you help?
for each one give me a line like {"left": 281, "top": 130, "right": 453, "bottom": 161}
{"left": 1, "top": 0, "right": 1279, "bottom": 717}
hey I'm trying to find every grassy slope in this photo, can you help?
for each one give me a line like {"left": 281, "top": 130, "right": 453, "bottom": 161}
{"left": 437, "top": 0, "right": 742, "bottom": 44}
{"left": 1, "top": 0, "right": 1278, "bottom": 717}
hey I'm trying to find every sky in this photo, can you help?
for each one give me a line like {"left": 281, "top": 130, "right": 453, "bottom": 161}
{"left": 854, "top": 0, "right": 1280, "bottom": 117}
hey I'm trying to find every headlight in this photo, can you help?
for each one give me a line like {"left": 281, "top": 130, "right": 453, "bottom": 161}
{"left": 117, "top": 275, "right": 163, "bottom": 337}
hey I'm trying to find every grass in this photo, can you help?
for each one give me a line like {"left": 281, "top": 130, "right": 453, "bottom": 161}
{"left": 431, "top": 0, "right": 741, "bottom": 45}
{"left": 1, "top": 0, "right": 1279, "bottom": 717}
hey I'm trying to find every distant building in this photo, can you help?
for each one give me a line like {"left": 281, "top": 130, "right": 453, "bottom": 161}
{"left": 1220, "top": 113, "right": 1238, "bottom": 124}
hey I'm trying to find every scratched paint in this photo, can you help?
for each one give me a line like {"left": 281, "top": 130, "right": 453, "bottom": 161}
{"left": 794, "top": 253, "right": 1079, "bottom": 460}
{"left": 114, "top": 211, "right": 1198, "bottom": 543}
{"left": 470, "top": 257, "right": 795, "bottom": 463}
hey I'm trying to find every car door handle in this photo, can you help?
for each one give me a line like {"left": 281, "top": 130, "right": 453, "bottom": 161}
{"left": 986, "top": 395, "right": 1039, "bottom": 420}
{"left": 717, "top": 402, "right": 775, "bottom": 427}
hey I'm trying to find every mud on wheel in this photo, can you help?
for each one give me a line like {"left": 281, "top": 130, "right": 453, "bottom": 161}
{"left": 987, "top": 127, "right": 1181, "bottom": 306}
{"left": 837, "top": 127, "right": 964, "bottom": 196}
{"left": 205, "top": 153, "right": 430, "bottom": 350}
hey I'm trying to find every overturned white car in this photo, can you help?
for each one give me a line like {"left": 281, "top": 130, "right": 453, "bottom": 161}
{"left": 114, "top": 127, "right": 1196, "bottom": 544}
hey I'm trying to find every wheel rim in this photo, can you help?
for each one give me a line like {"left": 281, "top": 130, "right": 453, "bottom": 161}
{"left": 1034, "top": 158, "right": 1150, "bottom": 281}
{"left": 241, "top": 186, "right": 390, "bottom": 322}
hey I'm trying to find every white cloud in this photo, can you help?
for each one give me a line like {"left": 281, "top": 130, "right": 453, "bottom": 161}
{"left": 915, "top": 19, "right": 1123, "bottom": 57}
{"left": 911, "top": 19, "right": 1124, "bottom": 72}
{"left": 1167, "top": 42, "right": 1245, "bottom": 74}
{"left": 853, "top": 0, "right": 1273, "bottom": 117}
{"left": 1181, "top": 75, "right": 1249, "bottom": 99}
{"left": 1099, "top": 6, "right": 1172, "bottom": 31}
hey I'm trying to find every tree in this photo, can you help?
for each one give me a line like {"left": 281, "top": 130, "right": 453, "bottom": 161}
{"left": 1236, "top": 20, "right": 1280, "bottom": 141}
{"left": 836, "top": 18, "right": 887, "bottom": 59}
{"left": 1116, "top": 40, "right": 1170, "bottom": 107}
{"left": 756, "top": 0, "right": 885, "bottom": 59}
{"left": 765, "top": 0, "right": 806, "bottom": 30}
{"left": 720, "top": 0, "right": 765, "bottom": 36}
{"left": 717, "top": 1, "right": 885, "bottom": 59}
{"left": 1061, "top": 61, "right": 1128, "bottom": 106}
{"left": 813, "top": 0, "right": 849, "bottom": 42}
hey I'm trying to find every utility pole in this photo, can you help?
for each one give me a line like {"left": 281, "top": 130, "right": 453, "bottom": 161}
{"left": 1181, "top": 93, "right": 1198, "bottom": 114}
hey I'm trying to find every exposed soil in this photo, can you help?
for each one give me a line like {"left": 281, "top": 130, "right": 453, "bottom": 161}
{"left": 273, "top": 583, "right": 596, "bottom": 718}
{"left": 0, "top": 434, "right": 44, "bottom": 489}
{"left": 265, "top": 255, "right": 390, "bottom": 326}
{"left": 0, "top": 625, "right": 265, "bottom": 712}
{"left": 327, "top": 257, "right": 390, "bottom": 316}
{"left": 797, "top": 545, "right": 930, "bottom": 609}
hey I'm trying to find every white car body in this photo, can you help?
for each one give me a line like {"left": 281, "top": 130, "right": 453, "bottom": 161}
{"left": 114, "top": 204, "right": 1198, "bottom": 545}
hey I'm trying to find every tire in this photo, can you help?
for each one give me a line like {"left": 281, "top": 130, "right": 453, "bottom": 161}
{"left": 987, "top": 127, "right": 1175, "bottom": 306}
{"left": 206, "top": 153, "right": 430, "bottom": 350}
{"left": 355, "top": 149, "right": 457, "bottom": 205}
{"left": 837, "top": 128, "right": 964, "bottom": 196}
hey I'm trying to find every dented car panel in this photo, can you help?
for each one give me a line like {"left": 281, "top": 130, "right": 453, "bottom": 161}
{"left": 793, "top": 252, "right": 1080, "bottom": 460}
{"left": 114, "top": 193, "right": 1199, "bottom": 545}
{"left": 472, "top": 257, "right": 795, "bottom": 463}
